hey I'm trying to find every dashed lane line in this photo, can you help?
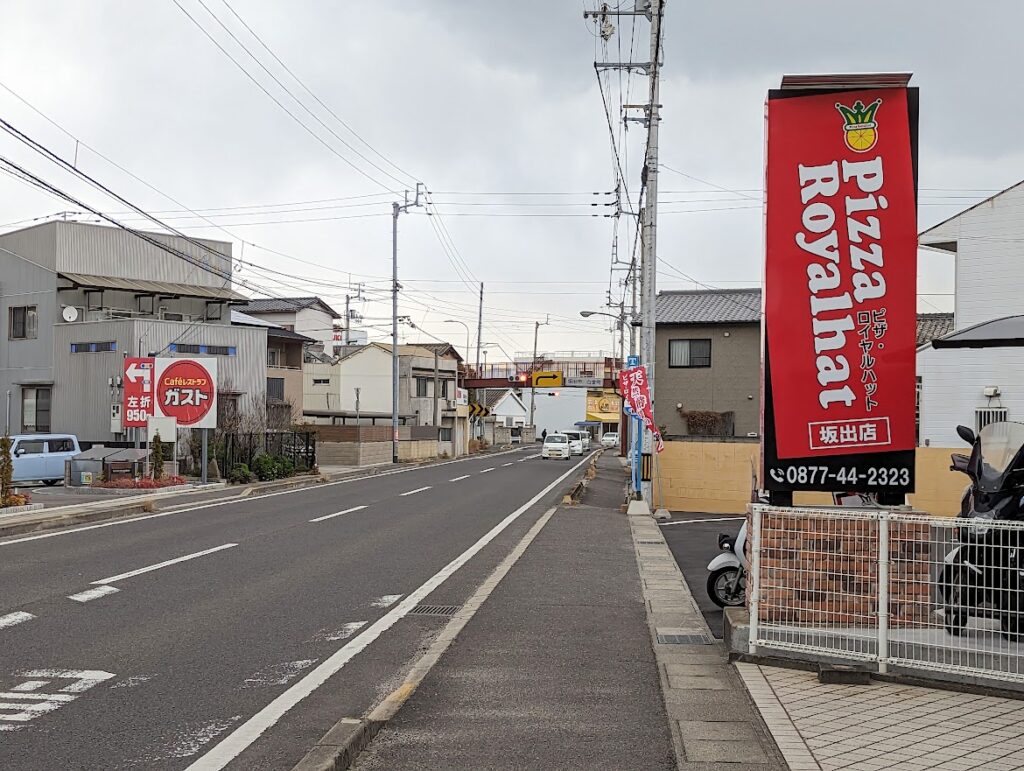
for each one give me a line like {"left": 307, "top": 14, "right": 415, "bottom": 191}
{"left": 93, "top": 543, "right": 238, "bottom": 585}
{"left": 68, "top": 585, "right": 120, "bottom": 603}
{"left": 0, "top": 612, "right": 34, "bottom": 630}
{"left": 449, "top": 475, "right": 470, "bottom": 482}
{"left": 309, "top": 505, "right": 367, "bottom": 523}
{"left": 502, "top": 462, "right": 515, "bottom": 467}
{"left": 479, "top": 468, "right": 495, "bottom": 474}
{"left": 400, "top": 487, "right": 431, "bottom": 497}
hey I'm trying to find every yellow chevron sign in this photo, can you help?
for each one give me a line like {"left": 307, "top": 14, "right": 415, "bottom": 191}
{"left": 468, "top": 402, "right": 491, "bottom": 418}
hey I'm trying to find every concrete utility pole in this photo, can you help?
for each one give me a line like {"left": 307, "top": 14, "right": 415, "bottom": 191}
{"left": 475, "top": 282, "right": 484, "bottom": 375}
{"left": 528, "top": 316, "right": 550, "bottom": 428}
{"left": 443, "top": 319, "right": 471, "bottom": 458}
{"left": 392, "top": 184, "right": 424, "bottom": 464}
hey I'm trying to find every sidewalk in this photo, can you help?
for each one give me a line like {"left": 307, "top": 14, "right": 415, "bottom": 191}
{"left": 346, "top": 453, "right": 783, "bottom": 770}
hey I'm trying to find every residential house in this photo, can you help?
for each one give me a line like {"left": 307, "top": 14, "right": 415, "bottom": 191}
{"left": 654, "top": 288, "right": 762, "bottom": 438}
{"left": 918, "top": 181, "right": 1024, "bottom": 446}
{"left": 238, "top": 296, "right": 339, "bottom": 353}
{"left": 232, "top": 310, "right": 313, "bottom": 426}
{"left": 482, "top": 389, "right": 528, "bottom": 429}
{"left": 0, "top": 221, "right": 265, "bottom": 442}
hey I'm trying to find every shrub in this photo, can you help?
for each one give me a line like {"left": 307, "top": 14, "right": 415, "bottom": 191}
{"left": 151, "top": 434, "right": 165, "bottom": 480}
{"left": 272, "top": 455, "right": 295, "bottom": 479}
{"left": 91, "top": 475, "right": 185, "bottom": 490}
{"left": 228, "top": 463, "right": 254, "bottom": 484}
{"left": 251, "top": 454, "right": 275, "bottom": 481}
{"left": 0, "top": 435, "right": 12, "bottom": 505}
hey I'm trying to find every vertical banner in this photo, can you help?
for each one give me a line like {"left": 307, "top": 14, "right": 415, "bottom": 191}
{"left": 619, "top": 366, "right": 664, "bottom": 453}
{"left": 762, "top": 75, "right": 918, "bottom": 494}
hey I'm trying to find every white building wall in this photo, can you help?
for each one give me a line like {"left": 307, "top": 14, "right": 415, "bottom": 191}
{"left": 293, "top": 307, "right": 335, "bottom": 350}
{"left": 918, "top": 344, "right": 1024, "bottom": 447}
{"left": 528, "top": 388, "right": 588, "bottom": 436}
{"left": 339, "top": 346, "right": 392, "bottom": 413}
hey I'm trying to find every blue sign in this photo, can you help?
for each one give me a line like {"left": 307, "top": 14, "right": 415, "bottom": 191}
{"left": 626, "top": 355, "right": 639, "bottom": 368}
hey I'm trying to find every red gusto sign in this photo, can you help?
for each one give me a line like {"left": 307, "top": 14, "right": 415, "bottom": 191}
{"left": 156, "top": 359, "right": 215, "bottom": 426}
{"left": 765, "top": 87, "right": 917, "bottom": 459}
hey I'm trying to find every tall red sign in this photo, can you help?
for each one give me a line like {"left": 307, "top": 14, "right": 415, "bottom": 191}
{"left": 122, "top": 357, "right": 219, "bottom": 430}
{"left": 123, "top": 357, "right": 156, "bottom": 427}
{"left": 156, "top": 359, "right": 216, "bottom": 426}
{"left": 765, "top": 86, "right": 917, "bottom": 460}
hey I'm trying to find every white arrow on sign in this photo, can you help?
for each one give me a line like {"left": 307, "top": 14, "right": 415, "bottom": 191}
{"left": 125, "top": 362, "right": 150, "bottom": 384}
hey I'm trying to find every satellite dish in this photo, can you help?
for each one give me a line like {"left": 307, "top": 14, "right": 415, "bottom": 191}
{"left": 62, "top": 306, "right": 79, "bottom": 322}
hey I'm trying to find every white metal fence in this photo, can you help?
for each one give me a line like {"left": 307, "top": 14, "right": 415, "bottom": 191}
{"left": 749, "top": 504, "right": 1024, "bottom": 683}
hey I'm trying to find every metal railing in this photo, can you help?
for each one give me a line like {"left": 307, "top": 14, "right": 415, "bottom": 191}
{"left": 749, "top": 504, "right": 1024, "bottom": 684}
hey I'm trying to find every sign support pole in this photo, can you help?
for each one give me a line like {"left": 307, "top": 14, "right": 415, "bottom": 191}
{"left": 201, "top": 428, "right": 208, "bottom": 485}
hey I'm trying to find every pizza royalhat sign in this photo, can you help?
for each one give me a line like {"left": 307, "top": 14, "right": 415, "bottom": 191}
{"left": 762, "top": 75, "right": 918, "bottom": 494}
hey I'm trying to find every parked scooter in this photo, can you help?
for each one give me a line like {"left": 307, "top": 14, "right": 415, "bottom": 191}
{"left": 707, "top": 521, "right": 747, "bottom": 607}
{"left": 941, "top": 421, "right": 1024, "bottom": 640}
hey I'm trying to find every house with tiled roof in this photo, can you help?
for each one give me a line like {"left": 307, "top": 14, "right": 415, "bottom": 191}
{"left": 238, "top": 296, "right": 340, "bottom": 353}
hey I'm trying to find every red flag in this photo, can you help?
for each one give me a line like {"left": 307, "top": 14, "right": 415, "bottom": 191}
{"left": 619, "top": 366, "right": 664, "bottom": 453}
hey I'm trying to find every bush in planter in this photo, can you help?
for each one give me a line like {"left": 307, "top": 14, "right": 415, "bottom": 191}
{"left": 228, "top": 463, "right": 254, "bottom": 484}
{"left": 0, "top": 434, "right": 12, "bottom": 505}
{"left": 151, "top": 433, "right": 165, "bottom": 480}
{"left": 251, "top": 454, "right": 276, "bottom": 481}
{"left": 272, "top": 456, "right": 295, "bottom": 479}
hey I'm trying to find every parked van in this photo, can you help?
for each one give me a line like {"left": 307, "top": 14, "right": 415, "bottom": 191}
{"left": 10, "top": 434, "right": 80, "bottom": 485}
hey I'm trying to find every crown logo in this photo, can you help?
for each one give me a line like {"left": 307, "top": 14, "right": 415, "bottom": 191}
{"left": 835, "top": 98, "right": 882, "bottom": 153}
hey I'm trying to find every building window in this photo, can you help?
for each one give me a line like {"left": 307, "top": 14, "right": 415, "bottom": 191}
{"left": 439, "top": 427, "right": 453, "bottom": 441}
{"left": 168, "top": 343, "right": 236, "bottom": 356}
{"left": 71, "top": 341, "right": 117, "bottom": 353}
{"left": 312, "top": 378, "right": 330, "bottom": 386}
{"left": 668, "top": 338, "right": 711, "bottom": 368}
{"left": 9, "top": 306, "right": 37, "bottom": 340}
{"left": 268, "top": 348, "right": 281, "bottom": 367}
{"left": 416, "top": 377, "right": 429, "bottom": 397}
{"left": 267, "top": 377, "right": 285, "bottom": 401}
{"left": 21, "top": 387, "right": 51, "bottom": 433}
{"left": 440, "top": 380, "right": 450, "bottom": 398}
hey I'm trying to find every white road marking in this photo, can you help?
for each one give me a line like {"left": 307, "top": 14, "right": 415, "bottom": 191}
{"left": 658, "top": 516, "right": 746, "bottom": 527}
{"left": 0, "top": 670, "right": 114, "bottom": 727}
{"left": 110, "top": 675, "right": 153, "bottom": 689}
{"left": 93, "top": 543, "right": 237, "bottom": 584}
{"left": 186, "top": 451, "right": 597, "bottom": 771}
{"left": 502, "top": 462, "right": 514, "bottom": 467}
{"left": 479, "top": 467, "right": 495, "bottom": 474}
{"left": 310, "top": 621, "right": 367, "bottom": 643}
{"left": 242, "top": 660, "right": 317, "bottom": 688}
{"left": 309, "top": 505, "right": 367, "bottom": 523}
{"left": 449, "top": 475, "right": 470, "bottom": 482}
{"left": 0, "top": 611, "right": 34, "bottom": 630}
{"left": 68, "top": 585, "right": 120, "bottom": 603}
{"left": 0, "top": 449, "right": 526, "bottom": 547}
{"left": 371, "top": 594, "right": 403, "bottom": 608}
{"left": 400, "top": 486, "right": 431, "bottom": 497}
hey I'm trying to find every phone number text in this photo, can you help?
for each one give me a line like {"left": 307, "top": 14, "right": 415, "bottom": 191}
{"left": 769, "top": 465, "right": 910, "bottom": 486}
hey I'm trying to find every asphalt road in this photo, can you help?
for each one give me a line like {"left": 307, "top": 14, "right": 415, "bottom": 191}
{"left": 660, "top": 514, "right": 746, "bottom": 638}
{"left": 0, "top": 447, "right": 591, "bottom": 770}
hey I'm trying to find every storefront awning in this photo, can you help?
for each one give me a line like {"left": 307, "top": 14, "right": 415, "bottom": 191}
{"left": 586, "top": 411, "right": 621, "bottom": 423}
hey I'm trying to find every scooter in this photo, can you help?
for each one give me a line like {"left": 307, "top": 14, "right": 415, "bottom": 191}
{"left": 707, "top": 521, "right": 748, "bottom": 607}
{"left": 941, "top": 422, "right": 1024, "bottom": 640}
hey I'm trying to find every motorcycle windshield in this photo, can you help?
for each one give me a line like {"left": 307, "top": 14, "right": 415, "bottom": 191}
{"left": 978, "top": 421, "right": 1024, "bottom": 487}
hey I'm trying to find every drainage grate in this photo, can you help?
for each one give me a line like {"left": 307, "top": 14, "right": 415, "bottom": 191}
{"left": 657, "top": 633, "right": 712, "bottom": 645}
{"left": 637, "top": 539, "right": 664, "bottom": 545}
{"left": 409, "top": 604, "right": 462, "bottom": 617}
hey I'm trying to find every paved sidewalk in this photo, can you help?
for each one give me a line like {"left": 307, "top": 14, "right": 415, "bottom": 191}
{"left": 737, "top": 662, "right": 1024, "bottom": 770}
{"left": 351, "top": 453, "right": 677, "bottom": 770}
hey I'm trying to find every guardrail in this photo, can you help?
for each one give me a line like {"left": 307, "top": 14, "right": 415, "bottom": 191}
{"left": 748, "top": 504, "right": 1024, "bottom": 684}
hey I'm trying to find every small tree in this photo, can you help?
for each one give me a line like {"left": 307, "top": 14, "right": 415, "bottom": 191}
{"left": 151, "top": 432, "right": 165, "bottom": 480}
{"left": 0, "top": 435, "right": 12, "bottom": 505}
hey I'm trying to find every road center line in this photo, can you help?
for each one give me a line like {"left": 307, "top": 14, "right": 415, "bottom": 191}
{"left": 449, "top": 475, "right": 470, "bottom": 482}
{"left": 186, "top": 451, "right": 597, "bottom": 771}
{"left": 68, "top": 585, "right": 120, "bottom": 603}
{"left": 400, "top": 486, "right": 431, "bottom": 497}
{"left": 479, "top": 468, "right": 495, "bottom": 474}
{"left": 0, "top": 612, "right": 34, "bottom": 630}
{"left": 92, "top": 543, "right": 237, "bottom": 584}
{"left": 309, "top": 505, "right": 367, "bottom": 523}
{"left": 502, "top": 462, "right": 515, "bottom": 467}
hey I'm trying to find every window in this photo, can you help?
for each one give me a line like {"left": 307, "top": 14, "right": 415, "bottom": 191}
{"left": 138, "top": 295, "right": 155, "bottom": 315}
{"left": 21, "top": 387, "right": 51, "bottom": 433}
{"left": 206, "top": 302, "right": 223, "bottom": 321}
{"left": 668, "top": 338, "right": 711, "bottom": 368}
{"left": 268, "top": 348, "right": 281, "bottom": 367}
{"left": 71, "top": 341, "right": 117, "bottom": 353}
{"left": 439, "top": 427, "right": 453, "bottom": 441}
{"left": 9, "top": 306, "right": 37, "bottom": 340}
{"left": 416, "top": 377, "right": 429, "bottom": 397}
{"left": 312, "top": 378, "right": 330, "bottom": 386}
{"left": 267, "top": 377, "right": 285, "bottom": 401}
{"left": 47, "top": 438, "right": 74, "bottom": 453}
{"left": 440, "top": 380, "right": 451, "bottom": 398}
{"left": 168, "top": 343, "right": 236, "bottom": 356}
{"left": 14, "top": 439, "right": 45, "bottom": 455}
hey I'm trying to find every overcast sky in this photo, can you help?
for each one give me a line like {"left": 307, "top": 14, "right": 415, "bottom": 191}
{"left": 0, "top": 1, "right": 1020, "bottom": 360}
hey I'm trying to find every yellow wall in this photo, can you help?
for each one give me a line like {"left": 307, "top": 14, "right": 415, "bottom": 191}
{"left": 654, "top": 441, "right": 966, "bottom": 516}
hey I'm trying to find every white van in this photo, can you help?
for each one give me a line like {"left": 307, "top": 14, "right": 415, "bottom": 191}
{"left": 10, "top": 434, "right": 80, "bottom": 485}
{"left": 561, "top": 430, "right": 585, "bottom": 456}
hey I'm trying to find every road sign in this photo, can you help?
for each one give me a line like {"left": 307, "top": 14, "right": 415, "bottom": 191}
{"left": 532, "top": 371, "right": 563, "bottom": 387}
{"left": 123, "top": 357, "right": 218, "bottom": 430}
{"left": 565, "top": 376, "right": 602, "bottom": 388}
{"left": 468, "top": 402, "right": 491, "bottom": 419}
{"left": 627, "top": 355, "right": 639, "bottom": 368}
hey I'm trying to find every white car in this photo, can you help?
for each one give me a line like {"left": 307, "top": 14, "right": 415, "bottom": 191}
{"left": 542, "top": 433, "right": 571, "bottom": 460}
{"left": 601, "top": 431, "right": 619, "bottom": 448}
{"left": 10, "top": 434, "right": 80, "bottom": 485}
{"left": 561, "top": 430, "right": 585, "bottom": 456}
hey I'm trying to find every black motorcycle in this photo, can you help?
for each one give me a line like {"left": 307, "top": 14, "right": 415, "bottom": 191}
{"left": 941, "top": 422, "right": 1024, "bottom": 641}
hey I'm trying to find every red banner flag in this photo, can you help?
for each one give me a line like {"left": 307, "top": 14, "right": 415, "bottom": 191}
{"left": 764, "top": 87, "right": 917, "bottom": 459}
{"left": 619, "top": 366, "right": 664, "bottom": 453}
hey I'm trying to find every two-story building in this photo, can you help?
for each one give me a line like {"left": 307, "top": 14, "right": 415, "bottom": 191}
{"left": 0, "top": 220, "right": 267, "bottom": 442}
{"left": 231, "top": 310, "right": 312, "bottom": 426}
{"left": 238, "top": 296, "right": 339, "bottom": 354}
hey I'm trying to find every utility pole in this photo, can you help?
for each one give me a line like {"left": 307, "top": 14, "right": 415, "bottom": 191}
{"left": 528, "top": 315, "right": 550, "bottom": 429}
{"left": 392, "top": 183, "right": 424, "bottom": 464}
{"left": 475, "top": 282, "right": 484, "bottom": 375}
{"left": 639, "top": 0, "right": 663, "bottom": 506}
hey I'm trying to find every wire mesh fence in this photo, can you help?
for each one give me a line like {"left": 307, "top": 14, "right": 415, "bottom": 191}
{"left": 749, "top": 504, "right": 1024, "bottom": 683}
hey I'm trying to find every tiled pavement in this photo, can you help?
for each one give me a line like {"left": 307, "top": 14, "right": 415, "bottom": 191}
{"left": 737, "top": 662, "right": 1024, "bottom": 770}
